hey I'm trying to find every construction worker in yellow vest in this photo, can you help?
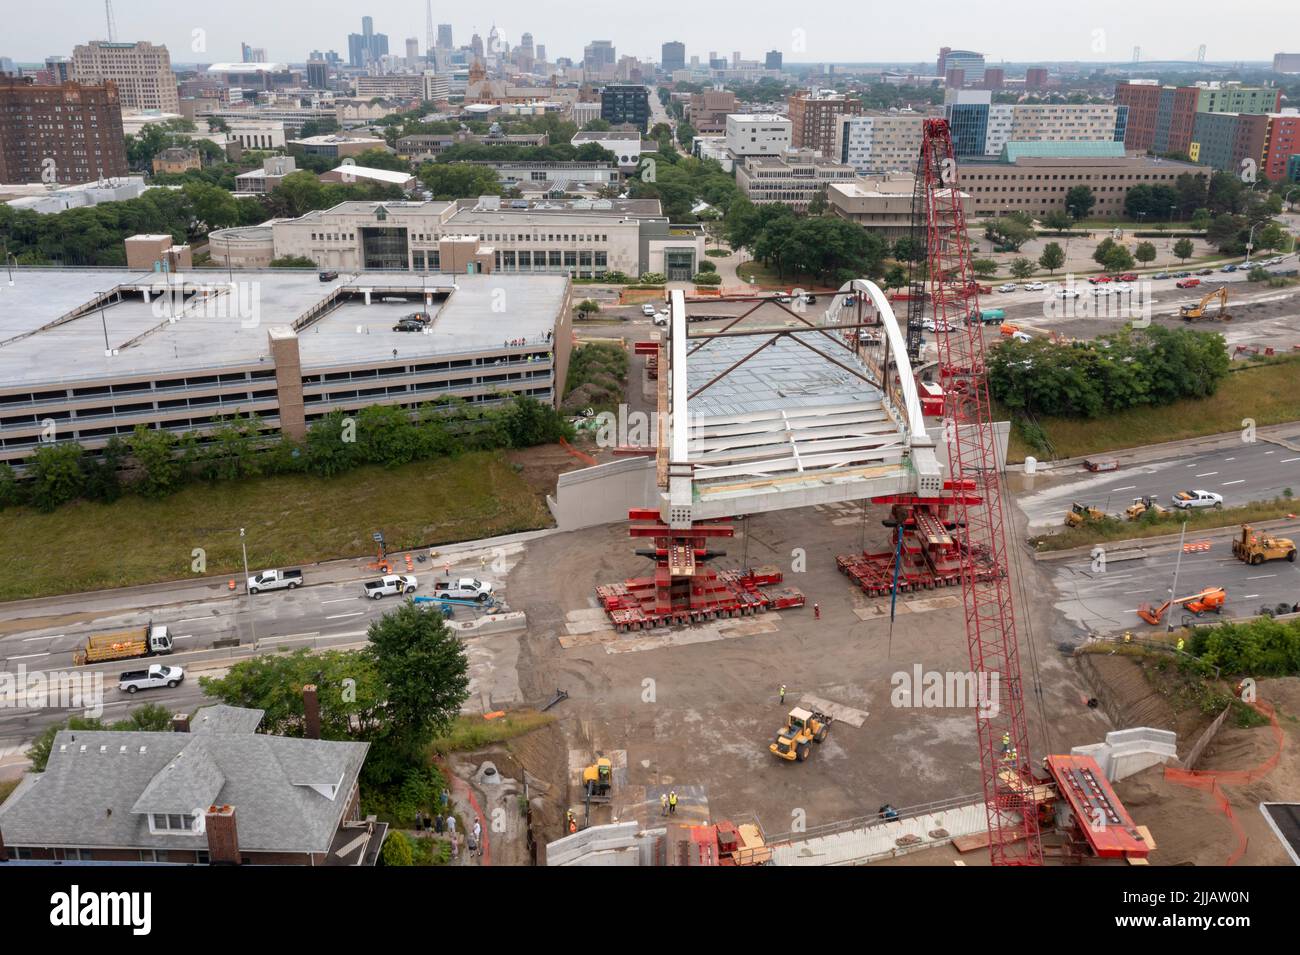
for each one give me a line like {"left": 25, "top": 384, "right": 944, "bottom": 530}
{"left": 668, "top": 790, "right": 678, "bottom": 815}
{"left": 1176, "top": 638, "right": 1185, "bottom": 653}
{"left": 1000, "top": 732, "right": 1011, "bottom": 754}
{"left": 660, "top": 792, "right": 668, "bottom": 816}
{"left": 1003, "top": 747, "right": 1017, "bottom": 764}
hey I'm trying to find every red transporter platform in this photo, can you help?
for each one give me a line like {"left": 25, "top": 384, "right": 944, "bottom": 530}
{"left": 836, "top": 486, "right": 1003, "bottom": 597}
{"left": 596, "top": 509, "right": 805, "bottom": 633}
{"left": 1044, "top": 755, "right": 1150, "bottom": 861}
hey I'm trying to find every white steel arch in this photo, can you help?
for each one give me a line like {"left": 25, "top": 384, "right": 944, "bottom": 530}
{"left": 661, "top": 283, "right": 942, "bottom": 526}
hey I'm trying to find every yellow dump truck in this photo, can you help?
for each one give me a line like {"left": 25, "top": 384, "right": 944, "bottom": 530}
{"left": 73, "top": 623, "right": 173, "bottom": 666}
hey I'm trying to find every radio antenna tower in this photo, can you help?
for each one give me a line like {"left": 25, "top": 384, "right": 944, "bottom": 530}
{"left": 105, "top": 0, "right": 118, "bottom": 41}
{"left": 425, "top": 1, "right": 435, "bottom": 56}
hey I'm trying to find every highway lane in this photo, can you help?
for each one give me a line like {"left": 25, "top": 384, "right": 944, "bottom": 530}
{"left": 1046, "top": 519, "right": 1300, "bottom": 637}
{"left": 1017, "top": 433, "right": 1300, "bottom": 531}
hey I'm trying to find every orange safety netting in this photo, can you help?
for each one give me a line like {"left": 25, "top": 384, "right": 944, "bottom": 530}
{"left": 1163, "top": 699, "right": 1282, "bottom": 865}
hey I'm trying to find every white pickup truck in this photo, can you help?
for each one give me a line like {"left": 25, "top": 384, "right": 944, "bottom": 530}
{"left": 362, "top": 574, "right": 418, "bottom": 599}
{"left": 119, "top": 664, "right": 185, "bottom": 694}
{"left": 1171, "top": 489, "right": 1224, "bottom": 510}
{"left": 431, "top": 578, "right": 494, "bottom": 602}
{"left": 247, "top": 568, "right": 303, "bottom": 594}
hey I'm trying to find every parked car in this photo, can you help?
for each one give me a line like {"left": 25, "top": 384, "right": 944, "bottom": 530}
{"left": 653, "top": 311, "right": 669, "bottom": 326}
{"left": 318, "top": 270, "right": 339, "bottom": 282}
{"left": 1111, "top": 283, "right": 1134, "bottom": 294}
{"left": 1176, "top": 278, "right": 1201, "bottom": 289}
{"left": 247, "top": 568, "right": 303, "bottom": 594}
{"left": 641, "top": 303, "right": 657, "bottom": 316}
{"left": 362, "top": 574, "right": 418, "bottom": 599}
{"left": 1056, "top": 288, "right": 1081, "bottom": 299}
{"left": 1196, "top": 268, "right": 1214, "bottom": 275}
{"left": 1117, "top": 273, "right": 1138, "bottom": 283}
{"left": 1088, "top": 275, "right": 1112, "bottom": 284}
{"left": 1220, "top": 264, "right": 1238, "bottom": 273}
{"left": 1092, "top": 286, "right": 1114, "bottom": 296}
{"left": 996, "top": 283, "right": 1017, "bottom": 293}
{"left": 1173, "top": 271, "right": 1192, "bottom": 278}
{"left": 1011, "top": 330, "right": 1032, "bottom": 343}
{"left": 1022, "top": 282, "right": 1046, "bottom": 291}
{"left": 119, "top": 664, "right": 185, "bottom": 694}
{"left": 393, "top": 318, "right": 426, "bottom": 332}
{"left": 1152, "top": 272, "right": 1170, "bottom": 280}
{"left": 1171, "top": 489, "right": 1223, "bottom": 510}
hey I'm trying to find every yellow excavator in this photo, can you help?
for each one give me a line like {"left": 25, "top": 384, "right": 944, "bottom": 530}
{"left": 770, "top": 707, "right": 833, "bottom": 762}
{"left": 581, "top": 757, "right": 613, "bottom": 802}
{"left": 1125, "top": 496, "right": 1170, "bottom": 521}
{"left": 1180, "top": 286, "right": 1231, "bottom": 322}
{"left": 1065, "top": 502, "right": 1106, "bottom": 528}
{"left": 1231, "top": 524, "right": 1297, "bottom": 565}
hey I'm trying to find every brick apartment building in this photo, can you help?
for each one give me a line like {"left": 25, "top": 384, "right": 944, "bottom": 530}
{"left": 0, "top": 78, "right": 128, "bottom": 184}
{"left": 686, "top": 90, "right": 738, "bottom": 134}
{"left": 1116, "top": 81, "right": 1281, "bottom": 155}
{"left": 788, "top": 91, "right": 862, "bottom": 156}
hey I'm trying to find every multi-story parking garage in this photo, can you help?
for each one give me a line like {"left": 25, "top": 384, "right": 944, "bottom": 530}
{"left": 0, "top": 270, "right": 572, "bottom": 466}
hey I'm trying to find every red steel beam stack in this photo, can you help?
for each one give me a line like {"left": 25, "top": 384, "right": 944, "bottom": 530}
{"left": 918, "top": 118, "right": 1043, "bottom": 866}
{"left": 596, "top": 509, "right": 805, "bottom": 632}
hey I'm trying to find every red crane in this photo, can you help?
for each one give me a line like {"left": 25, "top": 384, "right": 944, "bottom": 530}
{"left": 914, "top": 118, "right": 1043, "bottom": 866}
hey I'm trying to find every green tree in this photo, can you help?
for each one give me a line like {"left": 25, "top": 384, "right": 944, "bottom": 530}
{"left": 883, "top": 265, "right": 908, "bottom": 291}
{"left": 1041, "top": 210, "right": 1073, "bottom": 233}
{"left": 0, "top": 462, "right": 22, "bottom": 509}
{"left": 1102, "top": 243, "right": 1136, "bottom": 272}
{"left": 26, "top": 443, "right": 86, "bottom": 512}
{"left": 971, "top": 258, "right": 998, "bottom": 279}
{"left": 1134, "top": 241, "right": 1157, "bottom": 266}
{"left": 364, "top": 602, "right": 470, "bottom": 784}
{"left": 1065, "top": 185, "right": 1095, "bottom": 220}
{"left": 500, "top": 395, "right": 572, "bottom": 447}
{"left": 1173, "top": 237, "right": 1194, "bottom": 263}
{"left": 270, "top": 255, "right": 317, "bottom": 268}
{"left": 418, "top": 163, "right": 502, "bottom": 200}
{"left": 1038, "top": 242, "right": 1065, "bottom": 274}
{"left": 1009, "top": 257, "right": 1036, "bottom": 280}
{"left": 271, "top": 170, "right": 326, "bottom": 216}
{"left": 127, "top": 425, "right": 184, "bottom": 497}
{"left": 351, "top": 148, "right": 413, "bottom": 172}
{"left": 305, "top": 410, "right": 362, "bottom": 477}
{"left": 1092, "top": 237, "right": 1117, "bottom": 267}
{"left": 382, "top": 832, "right": 415, "bottom": 866}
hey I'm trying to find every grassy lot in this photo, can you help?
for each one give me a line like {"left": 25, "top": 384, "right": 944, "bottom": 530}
{"left": 735, "top": 260, "right": 822, "bottom": 288}
{"left": 1031, "top": 498, "right": 1299, "bottom": 552}
{"left": 0, "top": 778, "right": 18, "bottom": 806}
{"left": 1005, "top": 356, "right": 1300, "bottom": 462}
{"left": 0, "top": 450, "right": 551, "bottom": 602}
{"left": 429, "top": 709, "right": 556, "bottom": 755}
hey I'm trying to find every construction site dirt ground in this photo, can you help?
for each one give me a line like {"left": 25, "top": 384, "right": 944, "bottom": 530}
{"left": 495, "top": 502, "right": 1118, "bottom": 845}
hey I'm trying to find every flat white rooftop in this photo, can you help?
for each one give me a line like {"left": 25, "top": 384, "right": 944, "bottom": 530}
{"left": 0, "top": 270, "right": 567, "bottom": 389}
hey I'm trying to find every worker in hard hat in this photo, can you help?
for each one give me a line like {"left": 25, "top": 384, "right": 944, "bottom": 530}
{"left": 566, "top": 809, "right": 577, "bottom": 834}
{"left": 1176, "top": 637, "right": 1185, "bottom": 653}
{"left": 668, "top": 790, "right": 678, "bottom": 815}
{"left": 1000, "top": 732, "right": 1011, "bottom": 754}
{"left": 660, "top": 792, "right": 668, "bottom": 816}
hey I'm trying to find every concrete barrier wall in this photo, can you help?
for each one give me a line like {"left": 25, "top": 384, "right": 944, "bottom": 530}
{"left": 1072, "top": 727, "right": 1180, "bottom": 781}
{"left": 547, "top": 457, "right": 658, "bottom": 531}
{"left": 448, "top": 611, "right": 527, "bottom": 637}
{"left": 545, "top": 821, "right": 644, "bottom": 866}
{"left": 772, "top": 801, "right": 988, "bottom": 866}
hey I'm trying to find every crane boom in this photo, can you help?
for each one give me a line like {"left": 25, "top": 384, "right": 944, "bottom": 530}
{"left": 916, "top": 119, "right": 1043, "bottom": 866}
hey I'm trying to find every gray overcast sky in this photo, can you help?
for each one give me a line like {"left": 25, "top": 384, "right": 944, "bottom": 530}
{"left": 4, "top": 0, "right": 1287, "bottom": 64}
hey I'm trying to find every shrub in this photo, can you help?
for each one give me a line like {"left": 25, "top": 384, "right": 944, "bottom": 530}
{"left": 381, "top": 831, "right": 415, "bottom": 866}
{"left": 693, "top": 271, "right": 722, "bottom": 285}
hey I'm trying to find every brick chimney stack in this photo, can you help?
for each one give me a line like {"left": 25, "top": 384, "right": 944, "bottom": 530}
{"left": 172, "top": 712, "right": 190, "bottom": 733}
{"left": 205, "top": 805, "right": 240, "bottom": 865}
{"left": 303, "top": 684, "right": 321, "bottom": 739}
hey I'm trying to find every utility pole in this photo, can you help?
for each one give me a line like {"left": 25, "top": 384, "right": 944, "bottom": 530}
{"left": 1167, "top": 520, "right": 1188, "bottom": 631}
{"left": 240, "top": 528, "right": 259, "bottom": 646}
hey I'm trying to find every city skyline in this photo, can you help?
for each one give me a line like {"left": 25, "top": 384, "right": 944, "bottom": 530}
{"left": 2, "top": 0, "right": 1292, "bottom": 64}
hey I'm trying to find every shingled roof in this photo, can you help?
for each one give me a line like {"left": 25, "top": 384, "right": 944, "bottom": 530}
{"left": 0, "top": 704, "right": 368, "bottom": 855}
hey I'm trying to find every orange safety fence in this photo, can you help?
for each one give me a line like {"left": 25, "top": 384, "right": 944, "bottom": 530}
{"left": 1163, "top": 699, "right": 1282, "bottom": 865}
{"left": 559, "top": 437, "right": 598, "bottom": 466}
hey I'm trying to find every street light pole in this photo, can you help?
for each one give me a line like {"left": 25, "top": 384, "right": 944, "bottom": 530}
{"left": 239, "top": 527, "right": 259, "bottom": 646}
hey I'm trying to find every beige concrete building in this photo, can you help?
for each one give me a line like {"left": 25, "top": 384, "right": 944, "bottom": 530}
{"left": 955, "top": 154, "right": 1208, "bottom": 218}
{"left": 151, "top": 147, "right": 200, "bottom": 175}
{"left": 227, "top": 120, "right": 286, "bottom": 151}
{"left": 827, "top": 174, "right": 973, "bottom": 241}
{"left": 0, "top": 271, "right": 571, "bottom": 465}
{"left": 686, "top": 90, "right": 739, "bottom": 134}
{"left": 124, "top": 234, "right": 192, "bottom": 271}
{"left": 211, "top": 197, "right": 704, "bottom": 279}
{"left": 735, "top": 149, "right": 857, "bottom": 211}
{"left": 72, "top": 40, "right": 179, "bottom": 113}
